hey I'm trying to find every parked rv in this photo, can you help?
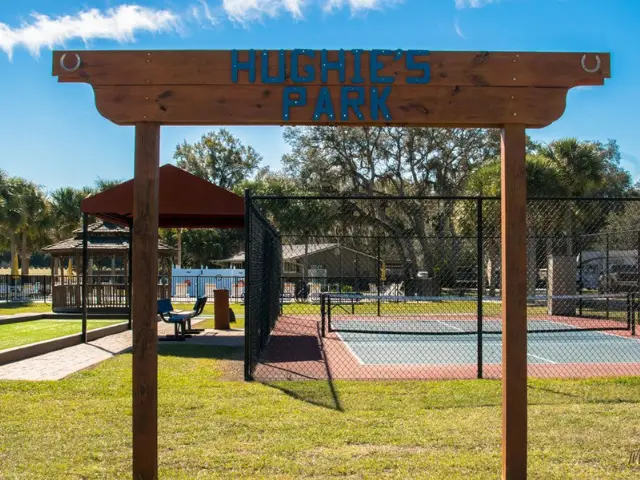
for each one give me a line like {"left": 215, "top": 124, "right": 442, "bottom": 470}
{"left": 576, "top": 250, "right": 638, "bottom": 292}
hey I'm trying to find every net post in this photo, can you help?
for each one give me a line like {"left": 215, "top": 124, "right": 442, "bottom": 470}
{"left": 243, "top": 188, "right": 253, "bottom": 381}
{"left": 476, "top": 197, "right": 484, "bottom": 379}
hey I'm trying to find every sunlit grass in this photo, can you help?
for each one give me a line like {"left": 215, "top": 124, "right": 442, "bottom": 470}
{"left": 0, "top": 319, "right": 126, "bottom": 351}
{"left": 0, "top": 344, "right": 639, "bottom": 478}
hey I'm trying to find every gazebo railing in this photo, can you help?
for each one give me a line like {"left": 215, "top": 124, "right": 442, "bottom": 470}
{"left": 49, "top": 274, "right": 245, "bottom": 310}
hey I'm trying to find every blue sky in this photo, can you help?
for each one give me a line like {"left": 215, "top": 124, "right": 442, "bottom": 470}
{"left": 0, "top": 0, "right": 639, "bottom": 192}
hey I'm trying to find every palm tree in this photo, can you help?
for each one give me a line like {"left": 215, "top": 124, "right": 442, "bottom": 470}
{"left": 459, "top": 155, "right": 567, "bottom": 296}
{"left": 50, "top": 187, "right": 87, "bottom": 241}
{"left": 13, "top": 180, "right": 51, "bottom": 275}
{"left": 0, "top": 169, "right": 10, "bottom": 252}
{"left": 93, "top": 177, "right": 124, "bottom": 193}
{"left": 0, "top": 176, "right": 24, "bottom": 274}
{"left": 536, "top": 138, "right": 632, "bottom": 256}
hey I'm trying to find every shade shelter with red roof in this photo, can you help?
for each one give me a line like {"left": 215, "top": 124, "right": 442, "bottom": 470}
{"left": 82, "top": 163, "right": 244, "bottom": 229}
{"left": 77, "top": 164, "right": 244, "bottom": 340}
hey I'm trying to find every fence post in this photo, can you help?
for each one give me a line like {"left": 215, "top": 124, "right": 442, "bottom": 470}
{"left": 81, "top": 213, "right": 89, "bottom": 343}
{"left": 637, "top": 231, "right": 640, "bottom": 296}
{"left": 578, "top": 247, "right": 583, "bottom": 317}
{"left": 633, "top": 293, "right": 637, "bottom": 337}
{"left": 321, "top": 293, "right": 326, "bottom": 337}
{"left": 477, "top": 197, "right": 484, "bottom": 379}
{"left": 377, "top": 237, "right": 381, "bottom": 317}
{"left": 244, "top": 189, "right": 253, "bottom": 381}
{"left": 606, "top": 233, "right": 610, "bottom": 319}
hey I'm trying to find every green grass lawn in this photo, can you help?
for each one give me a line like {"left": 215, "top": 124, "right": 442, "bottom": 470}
{"left": 0, "top": 319, "right": 126, "bottom": 351}
{"left": 281, "top": 299, "right": 628, "bottom": 322}
{"left": 2, "top": 298, "right": 627, "bottom": 323}
{"left": 0, "top": 303, "right": 53, "bottom": 316}
{"left": 0, "top": 344, "right": 639, "bottom": 479}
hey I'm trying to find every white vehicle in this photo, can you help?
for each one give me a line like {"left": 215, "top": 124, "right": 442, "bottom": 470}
{"left": 577, "top": 250, "right": 638, "bottom": 290}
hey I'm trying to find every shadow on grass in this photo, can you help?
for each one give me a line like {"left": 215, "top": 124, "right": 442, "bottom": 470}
{"left": 260, "top": 323, "right": 344, "bottom": 412}
{"left": 157, "top": 344, "right": 243, "bottom": 361}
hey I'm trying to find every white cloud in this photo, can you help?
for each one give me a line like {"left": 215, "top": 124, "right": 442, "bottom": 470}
{"left": 221, "top": 0, "right": 304, "bottom": 24}
{"left": 324, "top": 0, "right": 402, "bottom": 13}
{"left": 192, "top": 1, "right": 219, "bottom": 25}
{"left": 0, "top": 1, "right": 403, "bottom": 59}
{"left": 455, "top": 0, "right": 500, "bottom": 8}
{"left": 0, "top": 5, "right": 178, "bottom": 60}
{"left": 454, "top": 18, "right": 466, "bottom": 38}
{"left": 222, "top": 0, "right": 401, "bottom": 22}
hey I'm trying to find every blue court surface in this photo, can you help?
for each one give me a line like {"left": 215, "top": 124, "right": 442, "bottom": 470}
{"left": 332, "top": 319, "right": 640, "bottom": 365}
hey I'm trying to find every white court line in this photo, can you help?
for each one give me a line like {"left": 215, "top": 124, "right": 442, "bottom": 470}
{"left": 531, "top": 318, "right": 640, "bottom": 344}
{"left": 433, "top": 319, "right": 465, "bottom": 332}
{"left": 526, "top": 353, "right": 557, "bottom": 364}
{"left": 334, "top": 331, "right": 365, "bottom": 365}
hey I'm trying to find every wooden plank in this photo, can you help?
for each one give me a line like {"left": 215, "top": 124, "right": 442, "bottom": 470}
{"left": 500, "top": 124, "right": 528, "bottom": 480}
{"left": 132, "top": 123, "right": 160, "bottom": 480}
{"left": 53, "top": 50, "right": 610, "bottom": 88}
{"left": 91, "top": 85, "right": 568, "bottom": 128}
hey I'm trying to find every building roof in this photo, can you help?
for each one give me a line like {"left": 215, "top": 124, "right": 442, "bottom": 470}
{"left": 71, "top": 222, "right": 129, "bottom": 235}
{"left": 81, "top": 164, "right": 244, "bottom": 229}
{"left": 43, "top": 220, "right": 173, "bottom": 255}
{"left": 223, "top": 243, "right": 376, "bottom": 263}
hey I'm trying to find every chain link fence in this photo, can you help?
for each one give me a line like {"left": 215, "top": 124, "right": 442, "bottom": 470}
{"left": 244, "top": 197, "right": 283, "bottom": 379}
{"left": 245, "top": 195, "right": 640, "bottom": 381}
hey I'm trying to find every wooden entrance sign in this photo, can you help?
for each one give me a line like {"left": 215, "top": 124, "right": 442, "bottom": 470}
{"left": 52, "top": 49, "right": 610, "bottom": 480}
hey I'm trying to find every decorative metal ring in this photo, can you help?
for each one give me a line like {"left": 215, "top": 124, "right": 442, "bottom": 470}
{"left": 581, "top": 54, "right": 601, "bottom": 73}
{"left": 60, "top": 53, "right": 81, "bottom": 73}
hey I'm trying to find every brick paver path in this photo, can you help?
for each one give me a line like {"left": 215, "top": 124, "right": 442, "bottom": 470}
{"left": 0, "top": 317, "right": 237, "bottom": 381}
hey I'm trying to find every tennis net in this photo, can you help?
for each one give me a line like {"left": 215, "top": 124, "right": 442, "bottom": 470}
{"left": 320, "top": 292, "right": 637, "bottom": 337}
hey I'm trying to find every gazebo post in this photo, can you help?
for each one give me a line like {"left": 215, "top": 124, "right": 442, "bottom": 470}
{"left": 500, "top": 124, "right": 528, "bottom": 480}
{"left": 128, "top": 222, "right": 133, "bottom": 330}
{"left": 132, "top": 122, "right": 161, "bottom": 480}
{"left": 82, "top": 213, "right": 88, "bottom": 342}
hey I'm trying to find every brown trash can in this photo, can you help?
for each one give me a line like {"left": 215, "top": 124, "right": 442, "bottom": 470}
{"left": 214, "top": 289, "right": 230, "bottom": 330}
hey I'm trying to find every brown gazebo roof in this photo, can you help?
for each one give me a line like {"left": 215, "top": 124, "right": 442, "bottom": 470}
{"left": 81, "top": 164, "right": 244, "bottom": 228}
{"left": 43, "top": 221, "right": 173, "bottom": 255}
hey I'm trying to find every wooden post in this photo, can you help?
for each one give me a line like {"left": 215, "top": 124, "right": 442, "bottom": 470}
{"left": 128, "top": 223, "right": 133, "bottom": 330}
{"left": 132, "top": 122, "right": 160, "bottom": 480}
{"left": 214, "top": 289, "right": 230, "bottom": 330}
{"left": 82, "top": 213, "right": 88, "bottom": 342}
{"left": 501, "top": 124, "right": 528, "bottom": 480}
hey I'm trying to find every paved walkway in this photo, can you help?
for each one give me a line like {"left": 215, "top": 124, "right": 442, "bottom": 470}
{"left": 0, "top": 317, "right": 243, "bottom": 381}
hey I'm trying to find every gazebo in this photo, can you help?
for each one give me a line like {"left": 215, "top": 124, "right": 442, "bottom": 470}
{"left": 43, "top": 221, "right": 174, "bottom": 313}
{"left": 76, "top": 163, "right": 245, "bottom": 336}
